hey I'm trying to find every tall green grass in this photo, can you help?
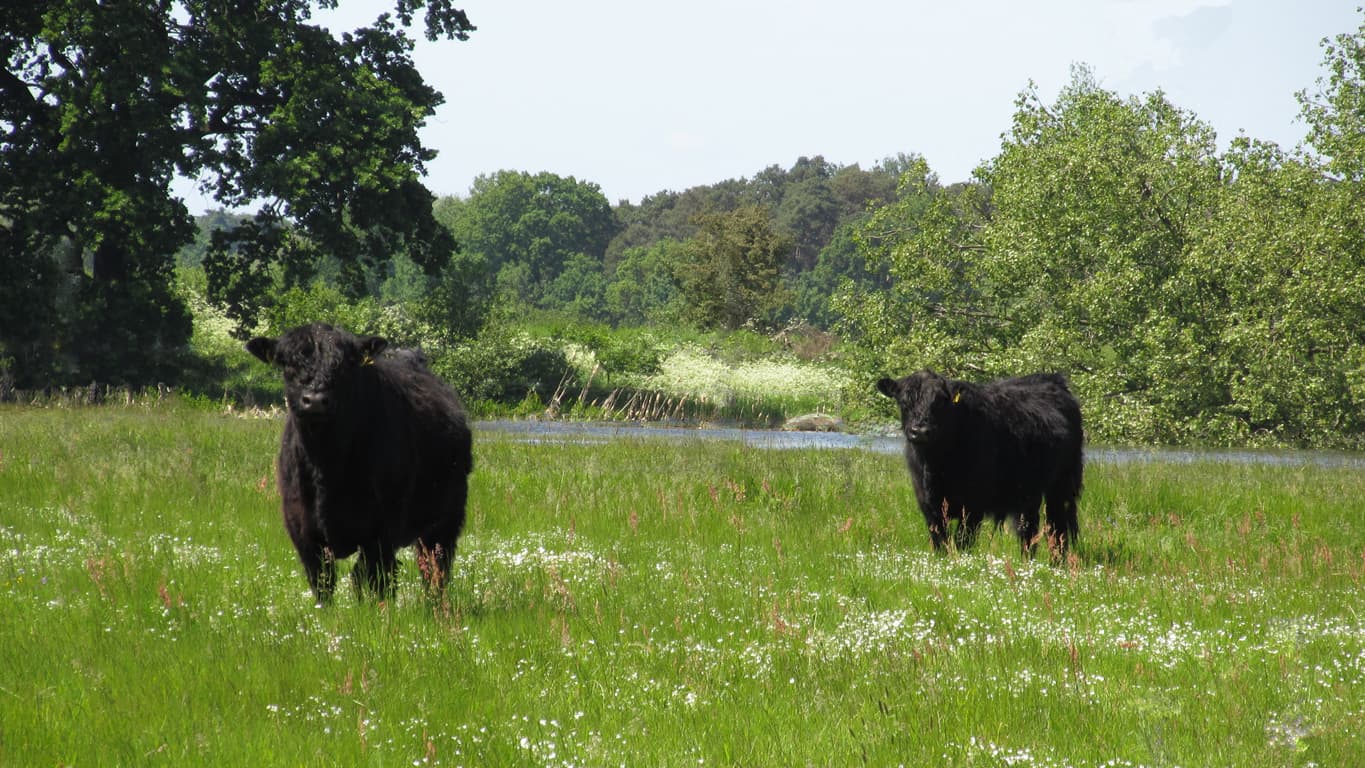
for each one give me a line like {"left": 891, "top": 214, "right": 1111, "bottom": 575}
{"left": 2, "top": 405, "right": 1362, "bottom": 765}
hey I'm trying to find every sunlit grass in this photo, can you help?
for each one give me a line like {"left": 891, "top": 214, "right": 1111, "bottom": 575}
{"left": 2, "top": 404, "right": 1363, "bottom": 765}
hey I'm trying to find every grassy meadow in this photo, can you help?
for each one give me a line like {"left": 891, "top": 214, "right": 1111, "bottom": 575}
{"left": 2, "top": 403, "right": 1364, "bottom": 766}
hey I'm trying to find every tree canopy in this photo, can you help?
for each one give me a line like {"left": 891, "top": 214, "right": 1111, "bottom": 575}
{"left": 837, "top": 50, "right": 1365, "bottom": 448}
{"left": 443, "top": 170, "right": 617, "bottom": 312}
{"left": 1, "top": 1, "right": 473, "bottom": 384}
{"left": 674, "top": 205, "right": 793, "bottom": 331}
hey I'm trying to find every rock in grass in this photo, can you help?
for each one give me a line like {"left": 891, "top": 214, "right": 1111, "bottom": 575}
{"left": 782, "top": 413, "right": 843, "bottom": 432}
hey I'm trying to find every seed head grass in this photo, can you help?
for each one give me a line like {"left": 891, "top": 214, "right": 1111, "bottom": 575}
{"left": 1, "top": 405, "right": 1363, "bottom": 765}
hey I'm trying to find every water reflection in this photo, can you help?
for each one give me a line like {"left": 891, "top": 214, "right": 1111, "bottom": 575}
{"left": 479, "top": 419, "right": 895, "bottom": 453}
{"left": 476, "top": 420, "right": 1365, "bottom": 468}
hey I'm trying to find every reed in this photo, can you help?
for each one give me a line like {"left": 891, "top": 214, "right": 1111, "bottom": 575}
{"left": 539, "top": 377, "right": 829, "bottom": 428}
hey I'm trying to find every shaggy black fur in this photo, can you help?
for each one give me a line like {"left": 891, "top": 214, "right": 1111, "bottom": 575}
{"left": 247, "top": 323, "right": 473, "bottom": 603}
{"left": 877, "top": 371, "right": 1083, "bottom": 554}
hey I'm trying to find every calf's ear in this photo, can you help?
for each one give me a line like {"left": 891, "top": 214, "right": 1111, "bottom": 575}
{"left": 933, "top": 377, "right": 959, "bottom": 404}
{"left": 949, "top": 384, "right": 963, "bottom": 404}
{"left": 245, "top": 337, "right": 278, "bottom": 365}
{"left": 875, "top": 378, "right": 899, "bottom": 399}
{"left": 358, "top": 335, "right": 388, "bottom": 365}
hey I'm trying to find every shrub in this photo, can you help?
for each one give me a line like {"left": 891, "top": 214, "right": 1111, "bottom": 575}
{"left": 431, "top": 331, "right": 574, "bottom": 407}
{"left": 262, "top": 283, "right": 441, "bottom": 350}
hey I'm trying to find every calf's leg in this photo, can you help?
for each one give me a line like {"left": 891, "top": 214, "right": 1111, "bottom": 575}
{"left": 352, "top": 543, "right": 399, "bottom": 600}
{"left": 917, "top": 496, "right": 953, "bottom": 551}
{"left": 283, "top": 498, "right": 336, "bottom": 604}
{"left": 416, "top": 476, "right": 470, "bottom": 594}
{"left": 1044, "top": 479, "right": 1081, "bottom": 555}
{"left": 952, "top": 505, "right": 987, "bottom": 551}
{"left": 1013, "top": 495, "right": 1043, "bottom": 554}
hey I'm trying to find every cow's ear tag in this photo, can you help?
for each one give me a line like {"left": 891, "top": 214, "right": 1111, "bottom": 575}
{"left": 953, "top": 391, "right": 962, "bottom": 404}
{"left": 362, "top": 354, "right": 375, "bottom": 367}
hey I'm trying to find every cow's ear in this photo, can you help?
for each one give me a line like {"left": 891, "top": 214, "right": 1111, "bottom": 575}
{"left": 946, "top": 382, "right": 964, "bottom": 404}
{"left": 358, "top": 335, "right": 388, "bottom": 366}
{"left": 876, "top": 378, "right": 899, "bottom": 399}
{"left": 246, "top": 337, "right": 278, "bottom": 365}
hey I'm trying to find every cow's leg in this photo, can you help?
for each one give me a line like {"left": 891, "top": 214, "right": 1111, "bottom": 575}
{"left": 1044, "top": 489, "right": 1080, "bottom": 556}
{"left": 1045, "top": 442, "right": 1084, "bottom": 556}
{"left": 375, "top": 546, "right": 399, "bottom": 598}
{"left": 918, "top": 497, "right": 952, "bottom": 551}
{"left": 353, "top": 543, "right": 399, "bottom": 600}
{"left": 297, "top": 541, "right": 336, "bottom": 605}
{"left": 350, "top": 548, "right": 373, "bottom": 598}
{"left": 1043, "top": 466, "right": 1081, "bottom": 556}
{"left": 283, "top": 496, "right": 336, "bottom": 604}
{"left": 418, "top": 475, "right": 470, "bottom": 594}
{"left": 1013, "top": 495, "right": 1043, "bottom": 555}
{"left": 952, "top": 505, "right": 986, "bottom": 551}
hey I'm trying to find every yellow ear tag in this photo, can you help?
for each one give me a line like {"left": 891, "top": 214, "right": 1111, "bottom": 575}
{"left": 953, "top": 391, "right": 962, "bottom": 404}
{"left": 362, "top": 354, "right": 375, "bottom": 367}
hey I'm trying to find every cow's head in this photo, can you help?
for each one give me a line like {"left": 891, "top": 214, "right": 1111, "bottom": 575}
{"left": 876, "top": 370, "right": 962, "bottom": 445}
{"left": 247, "top": 323, "right": 387, "bottom": 420}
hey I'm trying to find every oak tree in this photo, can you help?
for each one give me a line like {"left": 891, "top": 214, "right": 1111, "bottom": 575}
{"left": 1, "top": 1, "right": 473, "bottom": 383}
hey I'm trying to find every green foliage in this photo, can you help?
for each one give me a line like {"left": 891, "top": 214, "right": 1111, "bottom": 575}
{"left": 260, "top": 282, "right": 439, "bottom": 351}
{"left": 545, "top": 252, "right": 609, "bottom": 321}
{"left": 674, "top": 205, "right": 793, "bottom": 331}
{"left": 591, "top": 330, "right": 665, "bottom": 380}
{"left": 1, "top": 1, "right": 472, "bottom": 384}
{"left": 838, "top": 52, "right": 1365, "bottom": 449}
{"left": 603, "top": 156, "right": 907, "bottom": 329}
{"left": 416, "top": 245, "right": 495, "bottom": 341}
{"left": 604, "top": 239, "right": 687, "bottom": 326}
{"left": 1180, "top": 137, "right": 1365, "bottom": 446}
{"left": 62, "top": 274, "right": 194, "bottom": 386}
{"left": 444, "top": 170, "right": 616, "bottom": 310}
{"left": 606, "top": 189, "right": 709, "bottom": 267}
{"left": 0, "top": 223, "right": 64, "bottom": 387}
{"left": 171, "top": 267, "right": 281, "bottom": 400}
{"left": 203, "top": 209, "right": 316, "bottom": 339}
{"left": 536, "top": 320, "right": 665, "bottom": 381}
{"left": 977, "top": 67, "right": 1225, "bottom": 441}
{"left": 430, "top": 327, "right": 573, "bottom": 407}
{"left": 834, "top": 158, "right": 988, "bottom": 377}
{"left": 790, "top": 221, "right": 867, "bottom": 327}
{"left": 772, "top": 156, "right": 841, "bottom": 270}
{"left": 12, "top": 1, "right": 1362, "bottom": 453}
{"left": 1299, "top": 10, "right": 1365, "bottom": 181}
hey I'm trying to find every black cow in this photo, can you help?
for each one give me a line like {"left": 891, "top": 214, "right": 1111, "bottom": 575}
{"left": 876, "top": 371, "right": 1083, "bottom": 555}
{"left": 247, "top": 323, "right": 473, "bottom": 603}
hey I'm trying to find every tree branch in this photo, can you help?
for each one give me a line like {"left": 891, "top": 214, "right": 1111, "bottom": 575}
{"left": 0, "top": 67, "right": 43, "bottom": 123}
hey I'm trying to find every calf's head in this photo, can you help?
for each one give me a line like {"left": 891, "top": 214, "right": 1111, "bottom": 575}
{"left": 247, "top": 323, "right": 388, "bottom": 420}
{"left": 876, "top": 370, "right": 962, "bottom": 445}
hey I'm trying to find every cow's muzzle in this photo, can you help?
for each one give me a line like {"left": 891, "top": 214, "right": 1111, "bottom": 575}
{"left": 904, "top": 424, "right": 933, "bottom": 444}
{"left": 295, "top": 390, "right": 332, "bottom": 417}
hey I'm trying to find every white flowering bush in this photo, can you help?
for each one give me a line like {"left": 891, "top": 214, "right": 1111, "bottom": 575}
{"left": 640, "top": 345, "right": 850, "bottom": 409}
{"left": 175, "top": 270, "right": 247, "bottom": 359}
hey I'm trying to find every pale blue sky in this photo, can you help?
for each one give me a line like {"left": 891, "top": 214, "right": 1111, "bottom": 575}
{"left": 176, "top": 1, "right": 1361, "bottom": 211}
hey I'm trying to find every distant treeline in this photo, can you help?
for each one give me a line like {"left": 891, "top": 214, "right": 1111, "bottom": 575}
{"left": 174, "top": 152, "right": 915, "bottom": 333}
